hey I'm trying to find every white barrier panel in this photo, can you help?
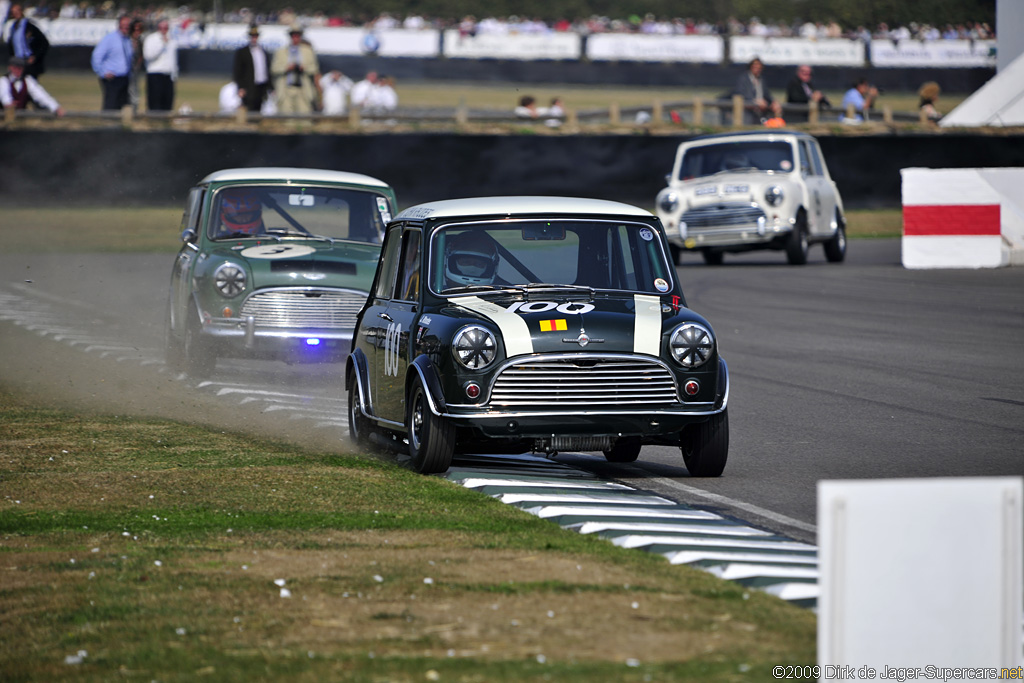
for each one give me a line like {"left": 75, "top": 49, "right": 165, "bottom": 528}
{"left": 442, "top": 30, "right": 581, "bottom": 60}
{"left": 900, "top": 167, "right": 1024, "bottom": 269}
{"left": 730, "top": 36, "right": 864, "bottom": 66}
{"left": 818, "top": 477, "right": 1023, "bottom": 677}
{"left": 42, "top": 18, "right": 114, "bottom": 46}
{"left": 871, "top": 39, "right": 996, "bottom": 67}
{"left": 587, "top": 34, "right": 723, "bottom": 63}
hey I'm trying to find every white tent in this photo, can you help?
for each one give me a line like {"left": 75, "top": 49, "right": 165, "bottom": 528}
{"left": 940, "top": 50, "right": 1024, "bottom": 127}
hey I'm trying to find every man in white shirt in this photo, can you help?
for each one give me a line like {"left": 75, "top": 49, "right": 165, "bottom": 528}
{"left": 142, "top": 18, "right": 177, "bottom": 111}
{"left": 1, "top": 56, "right": 63, "bottom": 115}
{"left": 348, "top": 70, "right": 377, "bottom": 110}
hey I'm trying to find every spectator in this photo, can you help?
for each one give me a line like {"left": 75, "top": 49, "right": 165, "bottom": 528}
{"left": 733, "top": 57, "right": 781, "bottom": 124}
{"left": 367, "top": 73, "right": 397, "bottom": 112}
{"left": 918, "top": 81, "right": 941, "bottom": 121}
{"left": 514, "top": 94, "right": 539, "bottom": 118}
{"left": 785, "top": 64, "right": 830, "bottom": 122}
{"left": 0, "top": 55, "right": 63, "bottom": 115}
{"left": 90, "top": 15, "right": 133, "bottom": 111}
{"left": 128, "top": 19, "right": 144, "bottom": 112}
{"left": 232, "top": 25, "right": 270, "bottom": 112}
{"left": 840, "top": 77, "right": 878, "bottom": 123}
{"left": 320, "top": 69, "right": 352, "bottom": 115}
{"left": 3, "top": 3, "right": 49, "bottom": 78}
{"left": 142, "top": 18, "right": 177, "bottom": 112}
{"left": 544, "top": 96, "right": 565, "bottom": 127}
{"left": 349, "top": 69, "right": 377, "bottom": 110}
{"left": 271, "top": 23, "right": 320, "bottom": 114}
{"left": 218, "top": 80, "right": 241, "bottom": 113}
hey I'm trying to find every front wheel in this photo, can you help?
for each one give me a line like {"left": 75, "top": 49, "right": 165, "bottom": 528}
{"left": 183, "top": 307, "right": 215, "bottom": 377}
{"left": 824, "top": 216, "right": 847, "bottom": 263}
{"left": 680, "top": 409, "right": 729, "bottom": 477}
{"left": 786, "top": 214, "right": 809, "bottom": 265}
{"left": 407, "top": 378, "right": 455, "bottom": 474}
{"left": 347, "top": 371, "right": 373, "bottom": 450}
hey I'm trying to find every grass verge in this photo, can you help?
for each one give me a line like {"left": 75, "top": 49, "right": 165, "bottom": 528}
{"left": 0, "top": 389, "right": 816, "bottom": 681}
{"left": 2, "top": 206, "right": 900, "bottom": 254}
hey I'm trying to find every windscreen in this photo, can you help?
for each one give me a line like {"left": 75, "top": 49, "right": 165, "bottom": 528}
{"left": 209, "top": 185, "right": 392, "bottom": 243}
{"left": 678, "top": 141, "right": 794, "bottom": 180}
{"left": 429, "top": 220, "right": 675, "bottom": 295}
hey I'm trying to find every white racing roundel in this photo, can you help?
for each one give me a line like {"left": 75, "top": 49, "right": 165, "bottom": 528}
{"left": 240, "top": 244, "right": 316, "bottom": 259}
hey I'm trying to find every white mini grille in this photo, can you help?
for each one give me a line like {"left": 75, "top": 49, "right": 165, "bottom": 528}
{"left": 239, "top": 289, "right": 366, "bottom": 329}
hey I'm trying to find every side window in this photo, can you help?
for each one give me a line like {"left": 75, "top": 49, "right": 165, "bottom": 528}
{"left": 181, "top": 187, "right": 204, "bottom": 232}
{"left": 798, "top": 142, "right": 816, "bottom": 176}
{"left": 373, "top": 225, "right": 403, "bottom": 300}
{"left": 395, "top": 230, "right": 422, "bottom": 302}
{"left": 808, "top": 142, "right": 826, "bottom": 177}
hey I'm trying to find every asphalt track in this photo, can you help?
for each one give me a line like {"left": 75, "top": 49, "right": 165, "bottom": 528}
{"left": 1, "top": 238, "right": 1022, "bottom": 546}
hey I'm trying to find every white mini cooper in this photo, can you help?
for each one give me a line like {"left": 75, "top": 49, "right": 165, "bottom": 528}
{"left": 655, "top": 131, "right": 846, "bottom": 265}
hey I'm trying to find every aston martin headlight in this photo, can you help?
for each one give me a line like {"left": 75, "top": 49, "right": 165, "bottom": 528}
{"left": 452, "top": 325, "right": 497, "bottom": 370}
{"left": 214, "top": 263, "right": 246, "bottom": 297}
{"left": 658, "top": 191, "right": 679, "bottom": 214}
{"left": 765, "top": 185, "right": 784, "bottom": 206}
{"left": 669, "top": 323, "right": 714, "bottom": 369}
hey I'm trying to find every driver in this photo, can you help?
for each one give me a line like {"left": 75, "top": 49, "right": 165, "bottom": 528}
{"left": 445, "top": 231, "right": 499, "bottom": 287}
{"left": 219, "top": 188, "right": 264, "bottom": 235}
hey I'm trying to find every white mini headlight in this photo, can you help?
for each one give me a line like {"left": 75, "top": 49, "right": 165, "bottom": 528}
{"left": 452, "top": 325, "right": 497, "bottom": 370}
{"left": 765, "top": 186, "right": 784, "bottom": 206}
{"left": 658, "top": 191, "right": 679, "bottom": 214}
{"left": 669, "top": 323, "right": 714, "bottom": 369}
{"left": 214, "top": 263, "right": 246, "bottom": 297}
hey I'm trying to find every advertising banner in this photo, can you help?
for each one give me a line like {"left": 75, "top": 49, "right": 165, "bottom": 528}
{"left": 730, "top": 36, "right": 865, "bottom": 66}
{"left": 442, "top": 30, "right": 581, "bottom": 60}
{"left": 871, "top": 39, "right": 996, "bottom": 67}
{"left": 586, "top": 34, "right": 723, "bottom": 63}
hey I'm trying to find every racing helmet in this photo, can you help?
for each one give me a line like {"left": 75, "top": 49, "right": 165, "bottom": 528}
{"left": 445, "top": 231, "right": 499, "bottom": 287}
{"left": 220, "top": 189, "right": 263, "bottom": 234}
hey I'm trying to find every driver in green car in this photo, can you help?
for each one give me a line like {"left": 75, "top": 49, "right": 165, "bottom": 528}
{"left": 218, "top": 188, "right": 265, "bottom": 236}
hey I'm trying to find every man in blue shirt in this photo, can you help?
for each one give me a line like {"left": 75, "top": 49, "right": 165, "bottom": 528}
{"left": 90, "top": 15, "right": 133, "bottom": 111}
{"left": 4, "top": 3, "right": 49, "bottom": 78}
{"left": 840, "top": 77, "right": 879, "bottom": 124}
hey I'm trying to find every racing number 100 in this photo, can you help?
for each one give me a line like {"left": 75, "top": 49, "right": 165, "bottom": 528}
{"left": 384, "top": 322, "right": 403, "bottom": 377}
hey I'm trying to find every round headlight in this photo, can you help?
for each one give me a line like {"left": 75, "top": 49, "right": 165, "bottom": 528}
{"left": 669, "top": 323, "right": 714, "bottom": 369}
{"left": 658, "top": 191, "right": 679, "bottom": 214}
{"left": 765, "top": 186, "right": 784, "bottom": 206}
{"left": 452, "top": 325, "right": 497, "bottom": 370}
{"left": 214, "top": 263, "right": 246, "bottom": 297}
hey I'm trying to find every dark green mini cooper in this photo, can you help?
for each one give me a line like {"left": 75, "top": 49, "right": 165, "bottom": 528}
{"left": 166, "top": 168, "right": 397, "bottom": 375}
{"left": 346, "top": 197, "right": 729, "bottom": 476}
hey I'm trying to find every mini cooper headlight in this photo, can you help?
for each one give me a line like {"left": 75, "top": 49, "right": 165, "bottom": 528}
{"left": 658, "top": 191, "right": 679, "bottom": 214}
{"left": 765, "top": 185, "right": 784, "bottom": 206}
{"left": 669, "top": 323, "right": 714, "bottom": 369}
{"left": 214, "top": 263, "right": 246, "bottom": 298}
{"left": 452, "top": 325, "right": 497, "bottom": 370}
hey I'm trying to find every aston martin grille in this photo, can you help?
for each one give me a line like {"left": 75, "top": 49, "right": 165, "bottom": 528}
{"left": 239, "top": 289, "right": 366, "bottom": 329}
{"left": 682, "top": 203, "right": 766, "bottom": 231}
{"left": 489, "top": 357, "right": 678, "bottom": 406}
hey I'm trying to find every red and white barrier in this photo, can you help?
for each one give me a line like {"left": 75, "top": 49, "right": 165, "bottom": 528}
{"left": 901, "top": 168, "right": 1024, "bottom": 269}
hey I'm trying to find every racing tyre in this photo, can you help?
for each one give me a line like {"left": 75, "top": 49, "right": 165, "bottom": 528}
{"left": 183, "top": 308, "right": 216, "bottom": 377}
{"left": 407, "top": 378, "right": 455, "bottom": 474}
{"left": 603, "top": 437, "right": 641, "bottom": 463}
{"left": 702, "top": 249, "right": 724, "bottom": 266}
{"left": 680, "top": 409, "right": 729, "bottom": 477}
{"left": 824, "top": 213, "right": 847, "bottom": 263}
{"left": 164, "top": 301, "right": 185, "bottom": 372}
{"left": 347, "top": 371, "right": 373, "bottom": 450}
{"left": 786, "top": 213, "right": 809, "bottom": 265}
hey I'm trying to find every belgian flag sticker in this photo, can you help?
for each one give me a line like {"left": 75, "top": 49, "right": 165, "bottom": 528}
{"left": 539, "top": 319, "right": 567, "bottom": 332}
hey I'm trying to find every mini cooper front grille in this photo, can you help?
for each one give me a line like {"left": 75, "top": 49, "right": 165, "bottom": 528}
{"left": 489, "top": 357, "right": 679, "bottom": 406}
{"left": 239, "top": 289, "right": 366, "bottom": 329}
{"left": 682, "top": 204, "right": 766, "bottom": 231}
